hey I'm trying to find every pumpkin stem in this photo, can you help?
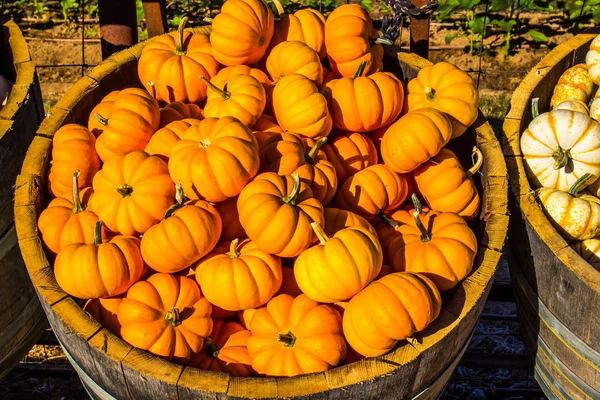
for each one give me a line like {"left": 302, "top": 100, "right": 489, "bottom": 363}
{"left": 531, "top": 97, "right": 540, "bottom": 119}
{"left": 205, "top": 337, "right": 220, "bottom": 359}
{"left": 175, "top": 17, "right": 188, "bottom": 55}
{"left": 305, "top": 137, "right": 328, "bottom": 164}
{"left": 71, "top": 170, "right": 84, "bottom": 213}
{"left": 277, "top": 331, "right": 296, "bottom": 347}
{"left": 424, "top": 86, "right": 436, "bottom": 101}
{"left": 379, "top": 212, "right": 400, "bottom": 230}
{"left": 374, "top": 37, "right": 394, "bottom": 46}
{"left": 310, "top": 222, "right": 329, "bottom": 245}
{"left": 568, "top": 173, "right": 595, "bottom": 197}
{"left": 165, "top": 307, "right": 182, "bottom": 327}
{"left": 466, "top": 147, "right": 483, "bottom": 177}
{"left": 282, "top": 174, "right": 301, "bottom": 205}
{"left": 199, "top": 75, "right": 230, "bottom": 100}
{"left": 412, "top": 194, "right": 431, "bottom": 242}
{"left": 148, "top": 81, "right": 156, "bottom": 98}
{"left": 227, "top": 238, "right": 241, "bottom": 258}
{"left": 271, "top": 0, "right": 285, "bottom": 16}
{"left": 117, "top": 184, "right": 133, "bottom": 197}
{"left": 552, "top": 146, "right": 571, "bottom": 170}
{"left": 354, "top": 62, "right": 368, "bottom": 79}
{"left": 94, "top": 113, "right": 108, "bottom": 126}
{"left": 94, "top": 221, "right": 103, "bottom": 246}
{"left": 165, "top": 182, "right": 186, "bottom": 219}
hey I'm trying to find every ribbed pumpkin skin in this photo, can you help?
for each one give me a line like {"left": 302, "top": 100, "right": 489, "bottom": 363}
{"left": 272, "top": 74, "right": 332, "bottom": 138}
{"left": 92, "top": 151, "right": 176, "bottom": 236}
{"left": 237, "top": 173, "right": 325, "bottom": 257}
{"left": 94, "top": 88, "right": 160, "bottom": 161}
{"left": 520, "top": 110, "right": 600, "bottom": 191}
{"left": 55, "top": 235, "right": 146, "bottom": 299}
{"left": 407, "top": 61, "right": 479, "bottom": 138}
{"left": 294, "top": 226, "right": 383, "bottom": 303}
{"left": 324, "top": 4, "right": 383, "bottom": 77}
{"left": 253, "top": 114, "right": 283, "bottom": 150}
{"left": 159, "top": 102, "right": 204, "bottom": 128}
{"left": 266, "top": 41, "right": 323, "bottom": 85}
{"left": 293, "top": 138, "right": 338, "bottom": 204}
{"left": 213, "top": 196, "right": 246, "bottom": 241}
{"left": 376, "top": 209, "right": 478, "bottom": 291}
{"left": 342, "top": 272, "right": 441, "bottom": 357}
{"left": 538, "top": 188, "right": 600, "bottom": 241}
{"left": 168, "top": 117, "right": 260, "bottom": 202}
{"left": 323, "top": 132, "right": 378, "bottom": 183}
{"left": 88, "top": 91, "right": 119, "bottom": 137}
{"left": 213, "top": 65, "right": 272, "bottom": 91}
{"left": 140, "top": 201, "right": 222, "bottom": 273}
{"left": 145, "top": 118, "right": 202, "bottom": 162}
{"left": 381, "top": 108, "right": 452, "bottom": 173}
{"left": 553, "top": 99, "right": 590, "bottom": 114}
{"left": 138, "top": 28, "right": 220, "bottom": 104}
{"left": 260, "top": 132, "right": 306, "bottom": 174}
{"left": 326, "top": 72, "right": 404, "bottom": 132}
{"left": 414, "top": 148, "right": 481, "bottom": 221}
{"left": 571, "top": 238, "right": 600, "bottom": 271}
{"left": 188, "top": 320, "right": 254, "bottom": 376}
{"left": 335, "top": 164, "right": 408, "bottom": 220}
{"left": 48, "top": 124, "right": 101, "bottom": 199}
{"left": 323, "top": 207, "right": 377, "bottom": 238}
{"left": 271, "top": 9, "right": 326, "bottom": 60}
{"left": 196, "top": 239, "right": 283, "bottom": 311}
{"left": 550, "top": 64, "right": 594, "bottom": 108}
{"left": 587, "top": 34, "right": 600, "bottom": 85}
{"left": 247, "top": 294, "right": 346, "bottom": 376}
{"left": 210, "top": 0, "right": 274, "bottom": 66}
{"left": 83, "top": 297, "right": 124, "bottom": 337}
{"left": 118, "top": 274, "right": 213, "bottom": 364}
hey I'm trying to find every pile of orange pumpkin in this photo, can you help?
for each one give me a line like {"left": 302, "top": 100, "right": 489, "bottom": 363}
{"left": 38, "top": 0, "right": 482, "bottom": 377}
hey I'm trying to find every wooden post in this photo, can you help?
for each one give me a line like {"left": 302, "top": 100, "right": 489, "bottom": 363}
{"left": 409, "top": 0, "right": 430, "bottom": 60}
{"left": 142, "top": 0, "right": 168, "bottom": 38}
{"left": 98, "top": 0, "right": 138, "bottom": 59}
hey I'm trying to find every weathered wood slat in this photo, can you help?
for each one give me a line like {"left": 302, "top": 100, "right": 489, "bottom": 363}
{"left": 15, "top": 27, "right": 508, "bottom": 399}
{"left": 503, "top": 29, "right": 600, "bottom": 399}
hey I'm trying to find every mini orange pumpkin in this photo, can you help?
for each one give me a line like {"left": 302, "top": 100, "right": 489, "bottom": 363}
{"left": 259, "top": 132, "right": 307, "bottom": 174}
{"left": 213, "top": 196, "right": 246, "bottom": 242}
{"left": 247, "top": 294, "right": 346, "bottom": 376}
{"left": 266, "top": 41, "right": 323, "bottom": 85}
{"left": 88, "top": 91, "right": 119, "bottom": 137}
{"left": 293, "top": 138, "right": 338, "bottom": 204}
{"left": 212, "top": 65, "right": 272, "bottom": 92}
{"left": 144, "top": 118, "right": 202, "bottom": 162}
{"left": 323, "top": 132, "right": 378, "bottom": 183}
{"left": 159, "top": 102, "right": 203, "bottom": 128}
{"left": 238, "top": 173, "right": 325, "bottom": 257}
{"left": 83, "top": 296, "right": 124, "bottom": 337}
{"left": 118, "top": 273, "right": 213, "bottom": 363}
{"left": 253, "top": 114, "right": 283, "bottom": 150}
{"left": 323, "top": 207, "right": 377, "bottom": 238}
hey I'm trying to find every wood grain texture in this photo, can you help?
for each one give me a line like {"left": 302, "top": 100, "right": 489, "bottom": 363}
{"left": 502, "top": 29, "right": 600, "bottom": 399}
{"left": 14, "top": 31, "right": 508, "bottom": 399}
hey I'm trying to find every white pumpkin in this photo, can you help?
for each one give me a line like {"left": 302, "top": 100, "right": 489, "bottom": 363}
{"left": 553, "top": 100, "right": 589, "bottom": 115}
{"left": 521, "top": 109, "right": 600, "bottom": 191}
{"left": 0, "top": 75, "right": 12, "bottom": 109}
{"left": 586, "top": 33, "right": 600, "bottom": 85}
{"left": 571, "top": 238, "right": 600, "bottom": 271}
{"left": 591, "top": 94, "right": 600, "bottom": 123}
{"left": 550, "top": 64, "right": 594, "bottom": 108}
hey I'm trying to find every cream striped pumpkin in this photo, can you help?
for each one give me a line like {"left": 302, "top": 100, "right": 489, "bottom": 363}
{"left": 591, "top": 93, "right": 600, "bottom": 123}
{"left": 586, "top": 33, "right": 600, "bottom": 85}
{"left": 550, "top": 64, "right": 594, "bottom": 108}
{"left": 571, "top": 238, "right": 600, "bottom": 271}
{"left": 521, "top": 109, "right": 600, "bottom": 191}
{"left": 553, "top": 100, "right": 589, "bottom": 115}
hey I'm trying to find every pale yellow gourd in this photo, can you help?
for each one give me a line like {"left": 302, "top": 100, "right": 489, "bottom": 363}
{"left": 553, "top": 100, "right": 589, "bottom": 115}
{"left": 571, "top": 238, "right": 600, "bottom": 271}
{"left": 550, "top": 64, "right": 594, "bottom": 108}
{"left": 591, "top": 93, "right": 600, "bottom": 123}
{"left": 586, "top": 33, "right": 600, "bottom": 85}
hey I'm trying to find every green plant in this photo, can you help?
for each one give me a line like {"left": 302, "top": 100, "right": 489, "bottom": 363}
{"left": 439, "top": 0, "right": 491, "bottom": 54}
{"left": 491, "top": 19, "right": 516, "bottom": 56}
{"left": 60, "top": 0, "right": 79, "bottom": 23}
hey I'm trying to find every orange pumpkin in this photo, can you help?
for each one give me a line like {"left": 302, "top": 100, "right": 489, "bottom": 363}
{"left": 213, "top": 196, "right": 246, "bottom": 242}
{"left": 92, "top": 151, "right": 175, "bottom": 235}
{"left": 323, "top": 132, "right": 378, "bottom": 183}
{"left": 202, "top": 74, "right": 266, "bottom": 128}
{"left": 213, "top": 65, "right": 272, "bottom": 92}
{"left": 144, "top": 118, "right": 202, "bottom": 162}
{"left": 381, "top": 108, "right": 453, "bottom": 173}
{"left": 272, "top": 74, "right": 332, "bottom": 138}
{"left": 260, "top": 132, "right": 307, "bottom": 174}
{"left": 48, "top": 124, "right": 101, "bottom": 199}
{"left": 159, "top": 102, "right": 203, "bottom": 128}
{"left": 414, "top": 147, "right": 482, "bottom": 221}
{"left": 326, "top": 62, "right": 404, "bottom": 132}
{"left": 88, "top": 91, "right": 119, "bottom": 137}
{"left": 93, "top": 88, "right": 160, "bottom": 161}
{"left": 118, "top": 273, "right": 213, "bottom": 363}
{"left": 238, "top": 173, "right": 325, "bottom": 257}
{"left": 407, "top": 61, "right": 479, "bottom": 138}
{"left": 293, "top": 138, "right": 338, "bottom": 204}
{"left": 368, "top": 123, "right": 390, "bottom": 157}
{"left": 55, "top": 221, "right": 146, "bottom": 299}
{"left": 210, "top": 0, "right": 274, "bottom": 66}
{"left": 324, "top": 4, "right": 383, "bottom": 77}
{"left": 253, "top": 114, "right": 283, "bottom": 150}
{"left": 266, "top": 41, "right": 323, "bottom": 85}
{"left": 83, "top": 296, "right": 123, "bottom": 337}
{"left": 335, "top": 164, "right": 408, "bottom": 220}
{"left": 239, "top": 309, "right": 257, "bottom": 329}
{"left": 343, "top": 272, "right": 442, "bottom": 357}
{"left": 188, "top": 320, "right": 254, "bottom": 376}
{"left": 277, "top": 267, "right": 303, "bottom": 296}
{"left": 169, "top": 116, "right": 260, "bottom": 202}
{"left": 39, "top": 171, "right": 107, "bottom": 254}
{"left": 323, "top": 207, "right": 377, "bottom": 238}
{"left": 247, "top": 294, "right": 346, "bottom": 376}
{"left": 295, "top": 223, "right": 382, "bottom": 303}
{"left": 196, "top": 238, "right": 283, "bottom": 311}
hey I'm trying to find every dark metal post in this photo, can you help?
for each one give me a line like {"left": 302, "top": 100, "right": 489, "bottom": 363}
{"left": 99, "top": 0, "right": 138, "bottom": 59}
{"left": 409, "top": 0, "right": 430, "bottom": 59}
{"left": 142, "top": 0, "right": 168, "bottom": 38}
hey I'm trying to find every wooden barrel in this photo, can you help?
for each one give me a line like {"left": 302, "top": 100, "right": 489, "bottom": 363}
{"left": 0, "top": 20, "right": 47, "bottom": 377}
{"left": 14, "top": 27, "right": 508, "bottom": 399}
{"left": 503, "top": 30, "right": 600, "bottom": 399}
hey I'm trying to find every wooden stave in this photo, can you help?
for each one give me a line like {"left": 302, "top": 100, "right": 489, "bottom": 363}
{"left": 14, "top": 28, "right": 508, "bottom": 399}
{"left": 502, "top": 30, "right": 600, "bottom": 399}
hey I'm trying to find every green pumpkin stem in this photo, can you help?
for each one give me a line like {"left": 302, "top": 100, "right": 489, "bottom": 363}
{"left": 310, "top": 222, "right": 329, "bottom": 245}
{"left": 282, "top": 174, "right": 301, "bottom": 205}
{"left": 374, "top": 37, "right": 394, "bottom": 46}
{"left": 205, "top": 338, "right": 220, "bottom": 359}
{"left": 552, "top": 146, "right": 571, "bottom": 170}
{"left": 94, "top": 221, "right": 103, "bottom": 246}
{"left": 466, "top": 147, "right": 483, "bottom": 178}
{"left": 277, "top": 331, "right": 297, "bottom": 347}
{"left": 175, "top": 17, "right": 189, "bottom": 55}
{"left": 424, "top": 86, "right": 436, "bottom": 101}
{"left": 531, "top": 97, "right": 540, "bottom": 119}
{"left": 117, "top": 184, "right": 133, "bottom": 197}
{"left": 165, "top": 307, "right": 182, "bottom": 327}
{"left": 199, "top": 75, "right": 230, "bottom": 100}
{"left": 71, "top": 170, "right": 84, "bottom": 214}
{"left": 305, "top": 137, "right": 328, "bottom": 164}
{"left": 227, "top": 238, "right": 241, "bottom": 258}
{"left": 568, "top": 173, "right": 595, "bottom": 197}
{"left": 94, "top": 113, "right": 108, "bottom": 126}
{"left": 165, "top": 182, "right": 186, "bottom": 219}
{"left": 411, "top": 195, "right": 431, "bottom": 242}
{"left": 271, "top": 0, "right": 285, "bottom": 16}
{"left": 353, "top": 61, "right": 368, "bottom": 79}
{"left": 379, "top": 212, "right": 400, "bottom": 230}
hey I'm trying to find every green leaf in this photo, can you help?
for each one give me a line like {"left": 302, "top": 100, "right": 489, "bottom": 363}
{"left": 136, "top": 0, "right": 144, "bottom": 22}
{"left": 445, "top": 33, "right": 459, "bottom": 44}
{"left": 359, "top": 0, "right": 374, "bottom": 12}
{"left": 528, "top": 29, "right": 548, "bottom": 42}
{"left": 169, "top": 16, "right": 182, "bottom": 28}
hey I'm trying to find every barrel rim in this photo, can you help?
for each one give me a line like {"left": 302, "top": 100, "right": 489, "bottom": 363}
{"left": 15, "top": 27, "right": 508, "bottom": 397}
